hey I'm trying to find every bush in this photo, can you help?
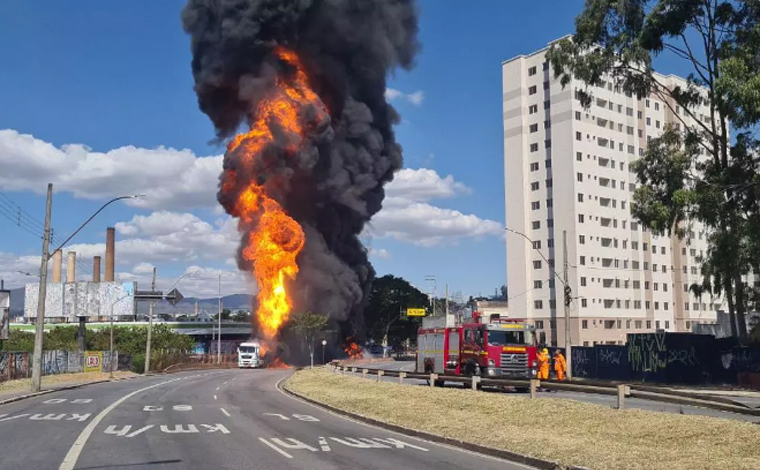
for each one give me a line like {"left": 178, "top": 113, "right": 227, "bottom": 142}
{"left": 131, "top": 353, "right": 146, "bottom": 374}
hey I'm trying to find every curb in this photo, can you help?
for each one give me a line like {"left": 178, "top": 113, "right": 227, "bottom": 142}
{"left": 281, "top": 380, "right": 589, "bottom": 470}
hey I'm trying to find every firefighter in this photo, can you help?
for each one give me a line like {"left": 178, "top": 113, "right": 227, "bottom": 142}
{"left": 553, "top": 349, "right": 567, "bottom": 381}
{"left": 536, "top": 348, "right": 550, "bottom": 380}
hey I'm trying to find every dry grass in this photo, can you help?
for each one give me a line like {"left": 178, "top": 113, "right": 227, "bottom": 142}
{"left": 0, "top": 371, "right": 136, "bottom": 394}
{"left": 286, "top": 368, "right": 760, "bottom": 470}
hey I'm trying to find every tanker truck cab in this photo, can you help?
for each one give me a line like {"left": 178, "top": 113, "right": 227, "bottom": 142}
{"left": 480, "top": 321, "right": 538, "bottom": 378}
{"left": 237, "top": 341, "right": 261, "bottom": 368}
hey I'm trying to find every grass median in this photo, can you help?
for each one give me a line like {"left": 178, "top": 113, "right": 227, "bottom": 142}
{"left": 285, "top": 368, "right": 760, "bottom": 470}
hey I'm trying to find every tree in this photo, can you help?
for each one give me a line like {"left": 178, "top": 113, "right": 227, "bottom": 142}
{"left": 547, "top": 0, "right": 760, "bottom": 342}
{"left": 232, "top": 310, "right": 250, "bottom": 322}
{"left": 212, "top": 308, "right": 232, "bottom": 321}
{"left": 364, "top": 275, "right": 429, "bottom": 349}
{"left": 289, "top": 311, "right": 329, "bottom": 368}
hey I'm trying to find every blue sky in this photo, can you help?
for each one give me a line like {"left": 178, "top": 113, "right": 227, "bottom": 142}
{"left": 0, "top": 0, "right": 590, "bottom": 299}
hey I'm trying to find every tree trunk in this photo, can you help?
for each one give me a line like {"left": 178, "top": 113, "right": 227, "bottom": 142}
{"left": 734, "top": 273, "right": 749, "bottom": 342}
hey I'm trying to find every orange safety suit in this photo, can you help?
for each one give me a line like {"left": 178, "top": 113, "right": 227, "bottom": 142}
{"left": 554, "top": 352, "right": 567, "bottom": 381}
{"left": 536, "top": 350, "right": 550, "bottom": 379}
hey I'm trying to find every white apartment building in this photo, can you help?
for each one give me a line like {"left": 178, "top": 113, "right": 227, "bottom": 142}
{"left": 503, "top": 39, "right": 723, "bottom": 347}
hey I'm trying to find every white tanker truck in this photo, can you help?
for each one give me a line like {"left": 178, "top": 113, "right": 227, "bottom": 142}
{"left": 237, "top": 339, "right": 262, "bottom": 368}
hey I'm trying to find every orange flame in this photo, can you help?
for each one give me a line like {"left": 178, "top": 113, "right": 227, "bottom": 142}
{"left": 223, "top": 47, "right": 327, "bottom": 344}
{"left": 343, "top": 338, "right": 364, "bottom": 361}
{"left": 267, "top": 357, "right": 291, "bottom": 370}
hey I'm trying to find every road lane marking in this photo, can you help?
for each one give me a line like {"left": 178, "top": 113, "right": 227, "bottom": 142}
{"left": 216, "top": 386, "right": 220, "bottom": 391}
{"left": 259, "top": 438, "right": 293, "bottom": 459}
{"left": 214, "top": 395, "right": 217, "bottom": 400}
{"left": 0, "top": 413, "right": 28, "bottom": 422}
{"left": 220, "top": 408, "right": 231, "bottom": 417}
{"left": 318, "top": 437, "right": 331, "bottom": 451}
{"left": 58, "top": 377, "right": 183, "bottom": 470}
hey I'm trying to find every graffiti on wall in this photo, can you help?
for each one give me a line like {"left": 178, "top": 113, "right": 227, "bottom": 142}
{"left": 627, "top": 332, "right": 668, "bottom": 373}
{"left": 0, "top": 350, "right": 122, "bottom": 383}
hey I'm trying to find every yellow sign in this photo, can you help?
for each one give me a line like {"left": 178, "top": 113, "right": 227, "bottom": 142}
{"left": 502, "top": 346, "right": 527, "bottom": 353}
{"left": 406, "top": 308, "right": 427, "bottom": 317}
{"left": 84, "top": 351, "right": 103, "bottom": 373}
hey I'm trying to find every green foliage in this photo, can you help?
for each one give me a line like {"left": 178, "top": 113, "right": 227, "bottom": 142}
{"left": 232, "top": 310, "right": 250, "bottom": 322}
{"left": 290, "top": 311, "right": 329, "bottom": 346}
{"left": 364, "top": 275, "right": 429, "bottom": 344}
{"left": 549, "top": 0, "right": 760, "bottom": 342}
{"left": 1, "top": 330, "right": 35, "bottom": 352}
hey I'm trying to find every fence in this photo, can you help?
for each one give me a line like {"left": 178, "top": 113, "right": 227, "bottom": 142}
{"left": 568, "top": 332, "right": 760, "bottom": 386}
{"left": 0, "top": 350, "right": 130, "bottom": 382}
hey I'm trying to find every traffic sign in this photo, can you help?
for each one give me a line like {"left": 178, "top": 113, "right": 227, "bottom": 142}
{"left": 406, "top": 308, "right": 426, "bottom": 317}
{"left": 166, "top": 288, "right": 184, "bottom": 306}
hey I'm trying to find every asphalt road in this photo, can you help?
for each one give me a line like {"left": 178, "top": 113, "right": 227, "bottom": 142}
{"left": 0, "top": 369, "right": 535, "bottom": 470}
{"left": 364, "top": 360, "right": 760, "bottom": 423}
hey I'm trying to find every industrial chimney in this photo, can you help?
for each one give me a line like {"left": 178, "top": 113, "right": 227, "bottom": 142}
{"left": 105, "top": 227, "right": 115, "bottom": 282}
{"left": 66, "top": 251, "right": 76, "bottom": 283}
{"left": 52, "top": 250, "right": 63, "bottom": 283}
{"left": 93, "top": 256, "right": 101, "bottom": 283}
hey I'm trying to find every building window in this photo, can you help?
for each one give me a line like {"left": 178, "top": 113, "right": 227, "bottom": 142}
{"left": 542, "top": 61, "right": 549, "bottom": 71}
{"left": 582, "top": 320, "right": 588, "bottom": 329}
{"left": 656, "top": 320, "right": 661, "bottom": 329}
{"left": 626, "top": 107, "right": 633, "bottom": 116}
{"left": 579, "top": 235, "right": 585, "bottom": 244}
{"left": 535, "top": 320, "right": 544, "bottom": 329}
{"left": 532, "top": 240, "right": 541, "bottom": 249}
{"left": 528, "top": 66, "right": 537, "bottom": 76}
{"left": 663, "top": 283, "right": 668, "bottom": 292}
{"left": 628, "top": 145, "right": 635, "bottom": 154}
{"left": 577, "top": 193, "right": 584, "bottom": 203}
{"left": 654, "top": 302, "right": 659, "bottom": 310}
{"left": 530, "top": 123, "right": 538, "bottom": 133}
{"left": 578, "top": 214, "right": 584, "bottom": 223}
{"left": 534, "top": 280, "right": 543, "bottom": 289}
{"left": 533, "top": 260, "right": 542, "bottom": 269}
{"left": 531, "top": 182, "right": 539, "bottom": 191}
{"left": 577, "top": 172, "right": 583, "bottom": 182}
{"left": 530, "top": 163, "right": 539, "bottom": 172}
{"left": 645, "top": 281, "right": 650, "bottom": 290}
{"left": 575, "top": 111, "right": 581, "bottom": 121}
{"left": 580, "top": 256, "right": 586, "bottom": 265}
{"left": 637, "top": 110, "right": 643, "bottom": 119}
{"left": 656, "top": 120, "right": 661, "bottom": 128}
{"left": 664, "top": 302, "right": 668, "bottom": 311}
{"left": 531, "top": 201, "right": 540, "bottom": 210}
{"left": 576, "top": 131, "right": 582, "bottom": 141}
{"left": 655, "top": 102, "right": 660, "bottom": 111}
{"left": 530, "top": 143, "right": 539, "bottom": 152}
{"left": 581, "top": 298, "right": 587, "bottom": 308}
{"left": 529, "top": 85, "right": 537, "bottom": 95}
{"left": 646, "top": 117, "right": 651, "bottom": 125}
{"left": 532, "top": 221, "right": 541, "bottom": 230}
{"left": 646, "top": 320, "right": 652, "bottom": 329}
{"left": 534, "top": 300, "right": 543, "bottom": 309}
{"left": 580, "top": 277, "right": 587, "bottom": 286}
{"left": 645, "top": 301, "right": 651, "bottom": 309}
{"left": 529, "top": 104, "right": 538, "bottom": 114}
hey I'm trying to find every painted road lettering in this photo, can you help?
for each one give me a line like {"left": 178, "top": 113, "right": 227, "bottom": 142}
{"left": 43, "top": 398, "right": 93, "bottom": 405}
{"left": 263, "top": 413, "right": 320, "bottom": 422}
{"left": 0, "top": 413, "right": 91, "bottom": 423}
{"left": 259, "top": 437, "right": 429, "bottom": 458}
{"left": 142, "top": 405, "right": 193, "bottom": 412}
{"left": 102, "top": 423, "right": 230, "bottom": 436}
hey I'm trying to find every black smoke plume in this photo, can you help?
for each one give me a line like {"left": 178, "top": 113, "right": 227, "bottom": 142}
{"left": 181, "top": 0, "right": 420, "bottom": 341}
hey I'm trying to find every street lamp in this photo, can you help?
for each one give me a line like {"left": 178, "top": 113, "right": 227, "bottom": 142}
{"left": 110, "top": 294, "right": 131, "bottom": 378}
{"left": 505, "top": 227, "right": 573, "bottom": 379}
{"left": 145, "top": 270, "right": 198, "bottom": 375}
{"left": 321, "top": 339, "right": 327, "bottom": 364}
{"left": 31, "top": 190, "right": 143, "bottom": 392}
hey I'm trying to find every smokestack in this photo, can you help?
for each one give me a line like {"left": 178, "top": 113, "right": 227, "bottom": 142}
{"left": 105, "top": 227, "right": 115, "bottom": 282}
{"left": 93, "top": 256, "right": 101, "bottom": 283}
{"left": 66, "top": 251, "right": 76, "bottom": 283}
{"left": 52, "top": 250, "right": 63, "bottom": 283}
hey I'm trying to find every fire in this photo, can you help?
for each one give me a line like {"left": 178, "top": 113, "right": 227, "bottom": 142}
{"left": 267, "top": 357, "right": 291, "bottom": 370}
{"left": 222, "top": 47, "right": 327, "bottom": 345}
{"left": 343, "top": 338, "right": 364, "bottom": 361}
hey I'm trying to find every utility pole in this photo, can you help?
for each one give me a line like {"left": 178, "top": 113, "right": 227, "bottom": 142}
{"left": 144, "top": 267, "right": 157, "bottom": 375}
{"left": 217, "top": 274, "right": 221, "bottom": 364}
{"left": 31, "top": 184, "right": 53, "bottom": 393}
{"left": 445, "top": 284, "right": 449, "bottom": 317}
{"left": 563, "top": 230, "right": 573, "bottom": 379}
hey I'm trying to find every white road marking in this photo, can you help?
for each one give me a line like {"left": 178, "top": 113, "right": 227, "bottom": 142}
{"left": 201, "top": 423, "right": 230, "bottom": 434}
{"left": 222, "top": 381, "right": 228, "bottom": 385}
{"left": 292, "top": 414, "right": 319, "bottom": 422}
{"left": 43, "top": 398, "right": 67, "bottom": 404}
{"left": 71, "top": 399, "right": 92, "bottom": 404}
{"left": 0, "top": 413, "right": 29, "bottom": 422}
{"left": 213, "top": 395, "right": 217, "bottom": 400}
{"left": 143, "top": 405, "right": 163, "bottom": 411}
{"left": 259, "top": 438, "right": 293, "bottom": 459}
{"left": 220, "top": 408, "right": 231, "bottom": 417}
{"left": 173, "top": 405, "right": 193, "bottom": 411}
{"left": 216, "top": 386, "right": 220, "bottom": 391}
{"left": 58, "top": 377, "right": 182, "bottom": 470}
{"left": 270, "top": 437, "right": 318, "bottom": 452}
{"left": 160, "top": 424, "right": 199, "bottom": 434}
{"left": 263, "top": 413, "right": 290, "bottom": 420}
{"left": 318, "top": 436, "right": 331, "bottom": 452}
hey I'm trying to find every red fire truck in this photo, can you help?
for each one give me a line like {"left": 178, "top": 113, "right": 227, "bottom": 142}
{"left": 416, "top": 312, "right": 538, "bottom": 384}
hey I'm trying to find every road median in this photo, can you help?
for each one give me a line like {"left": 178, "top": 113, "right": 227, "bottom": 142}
{"left": 284, "top": 368, "right": 760, "bottom": 470}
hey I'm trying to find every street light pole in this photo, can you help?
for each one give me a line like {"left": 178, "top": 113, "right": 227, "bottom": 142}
{"left": 30, "top": 191, "right": 142, "bottom": 391}
{"left": 563, "top": 230, "right": 573, "bottom": 379}
{"left": 31, "top": 184, "right": 53, "bottom": 392}
{"left": 217, "top": 274, "right": 222, "bottom": 365}
{"left": 110, "top": 294, "right": 130, "bottom": 378}
{"left": 322, "top": 339, "right": 327, "bottom": 364}
{"left": 144, "top": 267, "right": 157, "bottom": 375}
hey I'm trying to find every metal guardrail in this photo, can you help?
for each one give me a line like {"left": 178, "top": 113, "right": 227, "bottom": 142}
{"left": 329, "top": 361, "right": 760, "bottom": 416}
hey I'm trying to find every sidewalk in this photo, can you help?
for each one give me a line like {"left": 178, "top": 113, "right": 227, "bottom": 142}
{"left": 0, "top": 371, "right": 137, "bottom": 404}
{"left": 669, "top": 387, "right": 760, "bottom": 408}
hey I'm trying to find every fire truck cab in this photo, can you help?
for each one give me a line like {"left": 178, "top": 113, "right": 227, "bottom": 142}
{"left": 416, "top": 312, "right": 537, "bottom": 381}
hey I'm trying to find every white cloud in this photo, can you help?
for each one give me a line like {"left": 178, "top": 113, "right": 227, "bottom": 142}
{"left": 368, "top": 248, "right": 390, "bottom": 259}
{"left": 0, "top": 129, "right": 221, "bottom": 211}
{"left": 132, "top": 262, "right": 155, "bottom": 275}
{"left": 366, "top": 168, "right": 503, "bottom": 246}
{"left": 385, "top": 88, "right": 425, "bottom": 106}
